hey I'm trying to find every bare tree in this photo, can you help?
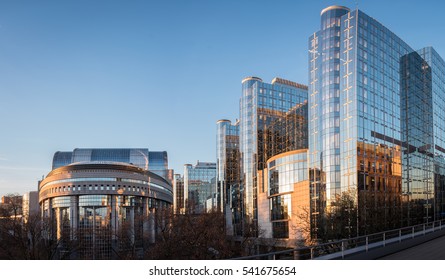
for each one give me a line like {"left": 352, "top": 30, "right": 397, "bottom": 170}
{"left": 146, "top": 208, "right": 238, "bottom": 259}
{"left": 1, "top": 193, "right": 23, "bottom": 219}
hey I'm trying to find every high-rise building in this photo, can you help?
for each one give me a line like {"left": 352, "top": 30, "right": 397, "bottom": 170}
{"left": 183, "top": 161, "right": 217, "bottom": 214}
{"left": 309, "top": 5, "right": 445, "bottom": 238}
{"left": 257, "top": 100, "right": 309, "bottom": 245}
{"left": 216, "top": 5, "right": 445, "bottom": 246}
{"left": 239, "top": 77, "right": 308, "bottom": 234}
{"left": 173, "top": 174, "right": 185, "bottom": 214}
{"left": 401, "top": 47, "right": 445, "bottom": 225}
{"left": 216, "top": 119, "right": 241, "bottom": 235}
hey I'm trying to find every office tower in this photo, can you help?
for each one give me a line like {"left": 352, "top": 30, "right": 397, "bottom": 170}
{"left": 309, "top": 6, "right": 445, "bottom": 238}
{"left": 173, "top": 174, "right": 185, "bottom": 214}
{"left": 258, "top": 100, "right": 309, "bottom": 245}
{"left": 183, "top": 161, "right": 217, "bottom": 214}
{"left": 216, "top": 119, "right": 241, "bottom": 235}
{"left": 401, "top": 47, "right": 445, "bottom": 225}
{"left": 239, "top": 77, "right": 308, "bottom": 234}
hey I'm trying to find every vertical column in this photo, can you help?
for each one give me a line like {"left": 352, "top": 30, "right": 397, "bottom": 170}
{"left": 143, "top": 197, "right": 150, "bottom": 241}
{"left": 70, "top": 196, "right": 78, "bottom": 239}
{"left": 56, "top": 207, "right": 63, "bottom": 240}
{"left": 110, "top": 195, "right": 118, "bottom": 258}
{"left": 47, "top": 199, "right": 53, "bottom": 240}
{"left": 92, "top": 207, "right": 96, "bottom": 260}
{"left": 129, "top": 207, "right": 135, "bottom": 244}
{"left": 148, "top": 208, "right": 155, "bottom": 243}
{"left": 110, "top": 195, "right": 117, "bottom": 241}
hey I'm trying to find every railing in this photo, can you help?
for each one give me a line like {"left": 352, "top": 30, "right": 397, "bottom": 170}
{"left": 233, "top": 219, "right": 445, "bottom": 260}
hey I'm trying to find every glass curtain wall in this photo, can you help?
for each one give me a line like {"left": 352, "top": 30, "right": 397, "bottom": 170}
{"left": 240, "top": 77, "right": 307, "bottom": 235}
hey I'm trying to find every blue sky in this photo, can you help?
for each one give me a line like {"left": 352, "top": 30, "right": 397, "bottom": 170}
{"left": 1, "top": 0, "right": 445, "bottom": 196}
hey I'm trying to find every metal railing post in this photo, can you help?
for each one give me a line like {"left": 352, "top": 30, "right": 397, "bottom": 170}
{"left": 399, "top": 229, "right": 402, "bottom": 242}
{"left": 412, "top": 227, "right": 415, "bottom": 238}
{"left": 423, "top": 224, "right": 426, "bottom": 235}
{"left": 441, "top": 220, "right": 442, "bottom": 230}
{"left": 310, "top": 248, "right": 314, "bottom": 260}
{"left": 383, "top": 232, "right": 386, "bottom": 247}
{"left": 341, "top": 241, "right": 345, "bottom": 259}
{"left": 366, "top": 236, "right": 368, "bottom": 252}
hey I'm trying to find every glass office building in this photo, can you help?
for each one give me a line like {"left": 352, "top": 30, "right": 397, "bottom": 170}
{"left": 309, "top": 6, "right": 445, "bottom": 237}
{"left": 216, "top": 119, "right": 241, "bottom": 235}
{"left": 173, "top": 174, "right": 185, "bottom": 214}
{"left": 262, "top": 150, "right": 309, "bottom": 244}
{"left": 240, "top": 77, "right": 308, "bottom": 234}
{"left": 52, "top": 148, "right": 173, "bottom": 183}
{"left": 183, "top": 162, "right": 217, "bottom": 214}
{"left": 264, "top": 101, "right": 308, "bottom": 159}
{"left": 257, "top": 100, "right": 309, "bottom": 244}
{"left": 401, "top": 47, "right": 445, "bottom": 225}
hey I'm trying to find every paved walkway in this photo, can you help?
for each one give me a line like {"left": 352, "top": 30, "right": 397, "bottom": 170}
{"left": 378, "top": 235, "right": 445, "bottom": 260}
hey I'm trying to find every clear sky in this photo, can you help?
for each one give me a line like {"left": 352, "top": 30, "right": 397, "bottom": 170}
{"left": 1, "top": 0, "right": 445, "bottom": 197}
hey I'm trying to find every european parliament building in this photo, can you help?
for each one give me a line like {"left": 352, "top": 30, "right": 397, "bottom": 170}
{"left": 39, "top": 148, "right": 174, "bottom": 259}
{"left": 309, "top": 6, "right": 445, "bottom": 238}
{"left": 219, "top": 5, "right": 445, "bottom": 245}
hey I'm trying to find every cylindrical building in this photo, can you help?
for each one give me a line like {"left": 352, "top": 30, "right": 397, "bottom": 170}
{"left": 38, "top": 161, "right": 173, "bottom": 259}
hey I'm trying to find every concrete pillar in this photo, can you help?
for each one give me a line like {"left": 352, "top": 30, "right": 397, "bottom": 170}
{"left": 143, "top": 197, "right": 150, "bottom": 241}
{"left": 111, "top": 195, "right": 117, "bottom": 241}
{"left": 148, "top": 208, "right": 155, "bottom": 244}
{"left": 46, "top": 200, "right": 53, "bottom": 240}
{"left": 129, "top": 207, "right": 135, "bottom": 244}
{"left": 47, "top": 199, "right": 53, "bottom": 220}
{"left": 56, "top": 207, "right": 63, "bottom": 240}
{"left": 70, "top": 196, "right": 78, "bottom": 239}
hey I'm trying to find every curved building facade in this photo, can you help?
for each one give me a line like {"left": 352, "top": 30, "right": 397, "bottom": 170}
{"left": 52, "top": 148, "right": 172, "bottom": 183}
{"left": 39, "top": 161, "right": 173, "bottom": 259}
{"left": 258, "top": 150, "right": 309, "bottom": 245}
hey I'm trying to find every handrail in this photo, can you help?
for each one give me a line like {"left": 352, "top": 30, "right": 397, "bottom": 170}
{"left": 232, "top": 219, "right": 445, "bottom": 260}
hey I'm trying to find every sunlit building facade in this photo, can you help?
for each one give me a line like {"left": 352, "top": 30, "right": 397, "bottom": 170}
{"left": 309, "top": 5, "right": 445, "bottom": 238}
{"left": 264, "top": 101, "right": 308, "bottom": 159}
{"left": 240, "top": 77, "right": 308, "bottom": 234}
{"left": 257, "top": 99, "right": 309, "bottom": 245}
{"left": 258, "top": 150, "right": 310, "bottom": 246}
{"left": 39, "top": 148, "right": 173, "bottom": 259}
{"left": 401, "top": 47, "right": 445, "bottom": 225}
{"left": 39, "top": 162, "right": 172, "bottom": 259}
{"left": 183, "top": 162, "right": 217, "bottom": 214}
